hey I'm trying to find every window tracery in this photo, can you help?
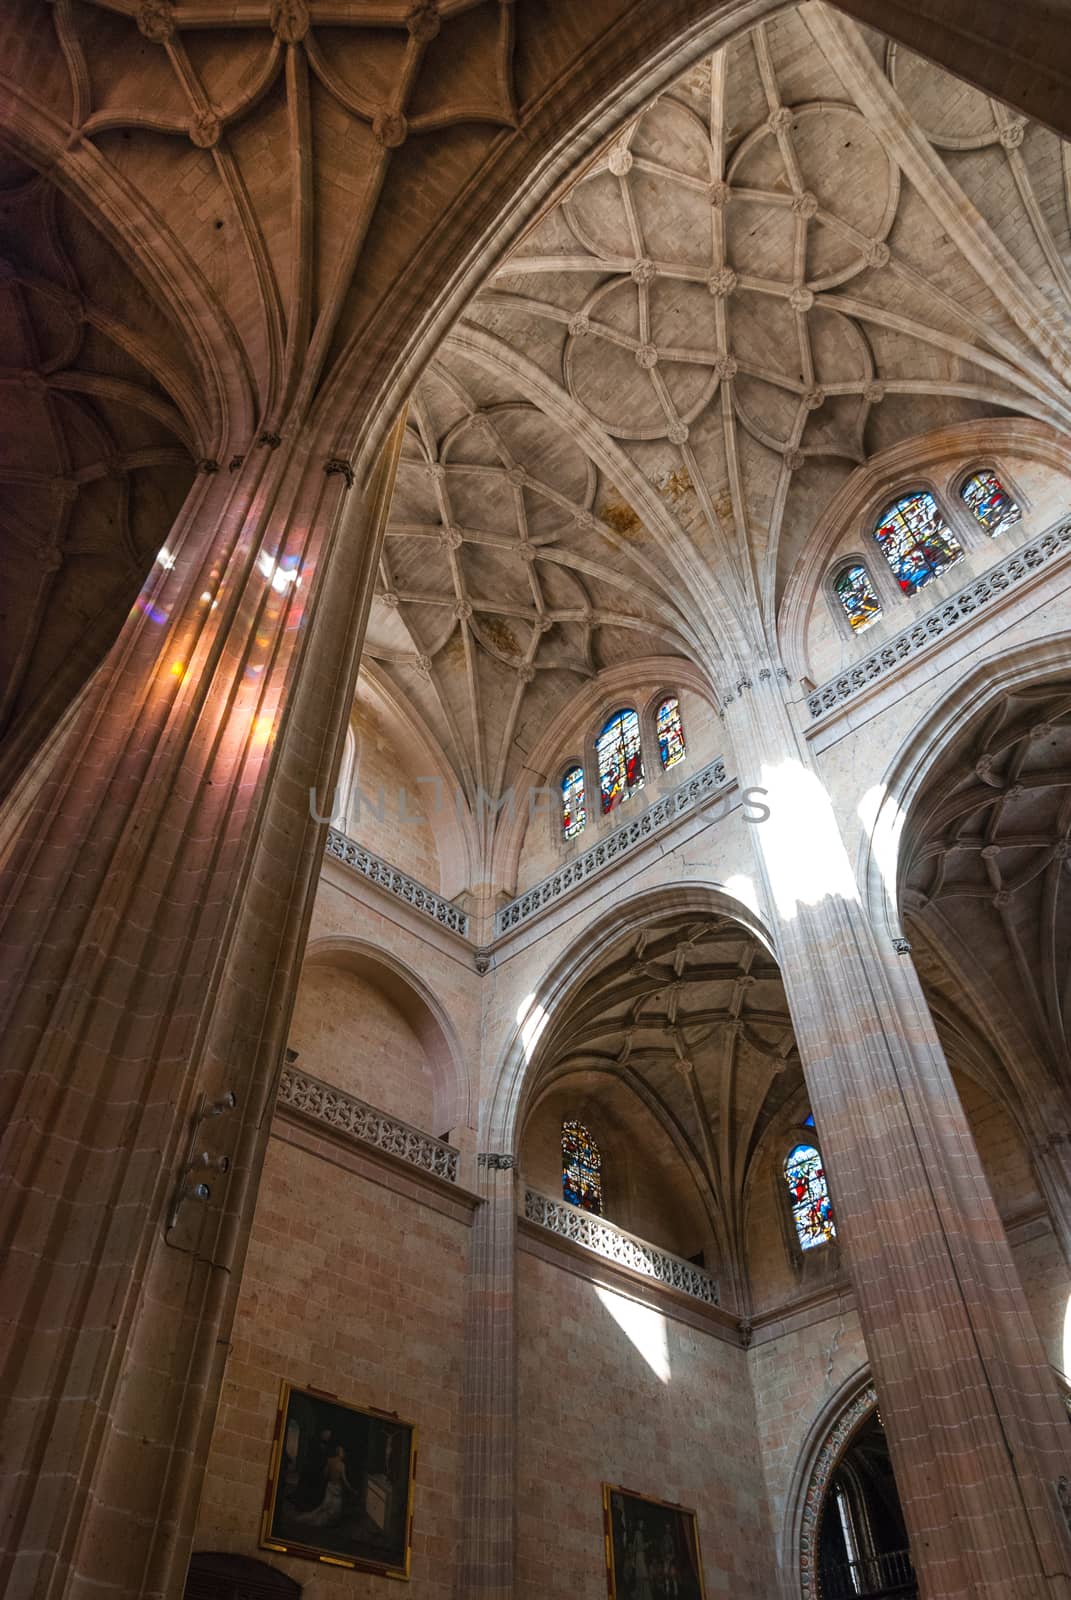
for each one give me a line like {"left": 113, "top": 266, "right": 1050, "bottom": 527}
{"left": 872, "top": 490, "right": 963, "bottom": 595}
{"left": 562, "top": 1120, "right": 602, "bottom": 1214}
{"left": 959, "top": 468, "right": 1021, "bottom": 538}
{"left": 833, "top": 563, "right": 883, "bottom": 633}
{"left": 785, "top": 1142, "right": 835, "bottom": 1250}
{"left": 656, "top": 696, "right": 686, "bottom": 770}
{"left": 597, "top": 708, "right": 644, "bottom": 814}
{"left": 561, "top": 764, "right": 586, "bottom": 840}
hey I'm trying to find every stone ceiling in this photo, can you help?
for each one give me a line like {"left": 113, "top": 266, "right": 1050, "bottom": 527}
{"left": 902, "top": 680, "right": 1071, "bottom": 1095}
{"left": 527, "top": 913, "right": 803, "bottom": 1302}
{"left": 366, "top": 4, "right": 1071, "bottom": 826}
{"left": 0, "top": 146, "right": 196, "bottom": 784}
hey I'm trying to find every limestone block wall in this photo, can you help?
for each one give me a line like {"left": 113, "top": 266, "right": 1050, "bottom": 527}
{"left": 342, "top": 694, "right": 441, "bottom": 891}
{"left": 288, "top": 963, "right": 438, "bottom": 1131}
{"left": 1012, "top": 1221, "right": 1070, "bottom": 1374}
{"left": 747, "top": 1303, "right": 869, "bottom": 1587}
{"left": 514, "top": 1246, "right": 776, "bottom": 1600}
{"left": 304, "top": 874, "right": 480, "bottom": 1145}
{"left": 193, "top": 1132, "right": 472, "bottom": 1599}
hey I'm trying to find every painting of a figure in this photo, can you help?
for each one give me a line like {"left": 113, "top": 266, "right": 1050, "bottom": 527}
{"left": 604, "top": 1485, "right": 706, "bottom": 1600}
{"left": 261, "top": 1382, "right": 415, "bottom": 1576}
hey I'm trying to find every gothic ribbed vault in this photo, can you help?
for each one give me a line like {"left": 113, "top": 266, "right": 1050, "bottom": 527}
{"left": 360, "top": 5, "right": 1071, "bottom": 840}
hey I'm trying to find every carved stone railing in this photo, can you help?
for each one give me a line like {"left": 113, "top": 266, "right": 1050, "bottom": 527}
{"left": 807, "top": 516, "right": 1071, "bottom": 721}
{"left": 524, "top": 1189, "right": 720, "bottom": 1306}
{"left": 278, "top": 1066, "right": 460, "bottom": 1183}
{"left": 496, "top": 755, "right": 730, "bottom": 936}
{"left": 325, "top": 829, "right": 469, "bottom": 938}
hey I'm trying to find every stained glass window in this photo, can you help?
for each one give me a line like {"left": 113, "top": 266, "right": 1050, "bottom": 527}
{"left": 785, "top": 1142, "right": 835, "bottom": 1250}
{"left": 960, "top": 468, "right": 1021, "bottom": 538}
{"left": 833, "top": 563, "right": 882, "bottom": 633}
{"left": 656, "top": 696, "right": 686, "bottom": 770}
{"left": 561, "top": 764, "right": 586, "bottom": 840}
{"left": 597, "top": 708, "right": 644, "bottom": 814}
{"left": 562, "top": 1120, "right": 602, "bottom": 1214}
{"left": 872, "top": 490, "right": 963, "bottom": 595}
{"left": 803, "top": 1112, "right": 815, "bottom": 1127}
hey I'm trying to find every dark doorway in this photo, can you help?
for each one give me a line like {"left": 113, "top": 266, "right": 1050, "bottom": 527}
{"left": 817, "top": 1413, "right": 916, "bottom": 1599}
{"left": 184, "top": 1552, "right": 301, "bottom": 1600}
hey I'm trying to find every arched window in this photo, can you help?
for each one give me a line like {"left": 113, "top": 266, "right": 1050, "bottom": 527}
{"left": 656, "top": 696, "right": 686, "bottom": 770}
{"left": 562, "top": 1120, "right": 602, "bottom": 1214}
{"left": 561, "top": 764, "right": 586, "bottom": 840}
{"left": 597, "top": 708, "right": 644, "bottom": 814}
{"left": 872, "top": 490, "right": 963, "bottom": 595}
{"left": 785, "top": 1142, "right": 835, "bottom": 1250}
{"left": 833, "top": 563, "right": 882, "bottom": 633}
{"left": 960, "top": 468, "right": 1021, "bottom": 538}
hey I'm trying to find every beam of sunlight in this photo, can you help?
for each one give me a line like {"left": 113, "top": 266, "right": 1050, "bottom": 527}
{"left": 595, "top": 1285, "right": 671, "bottom": 1383}
{"left": 723, "top": 873, "right": 761, "bottom": 920}
{"left": 758, "top": 759, "right": 859, "bottom": 920}
{"left": 858, "top": 782, "right": 902, "bottom": 909}
{"left": 516, "top": 992, "right": 549, "bottom": 1064}
{"left": 1062, "top": 1290, "right": 1071, "bottom": 1378}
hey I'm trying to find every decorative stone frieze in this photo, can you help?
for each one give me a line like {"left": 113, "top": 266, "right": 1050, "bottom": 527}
{"left": 477, "top": 1153, "right": 517, "bottom": 1170}
{"left": 325, "top": 829, "right": 470, "bottom": 937}
{"left": 807, "top": 516, "right": 1071, "bottom": 720}
{"left": 495, "top": 755, "right": 729, "bottom": 936}
{"left": 524, "top": 1190, "right": 720, "bottom": 1306}
{"left": 278, "top": 1066, "right": 460, "bottom": 1182}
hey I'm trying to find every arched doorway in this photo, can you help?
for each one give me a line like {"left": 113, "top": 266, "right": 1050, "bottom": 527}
{"left": 798, "top": 1385, "right": 916, "bottom": 1600}
{"left": 816, "top": 1411, "right": 915, "bottom": 1599}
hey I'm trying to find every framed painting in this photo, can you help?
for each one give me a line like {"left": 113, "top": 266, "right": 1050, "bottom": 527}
{"left": 603, "top": 1484, "right": 706, "bottom": 1600}
{"left": 261, "top": 1381, "right": 416, "bottom": 1577}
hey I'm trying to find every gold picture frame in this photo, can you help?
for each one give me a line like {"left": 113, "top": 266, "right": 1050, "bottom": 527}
{"left": 261, "top": 1381, "right": 416, "bottom": 1578}
{"left": 603, "top": 1483, "right": 706, "bottom": 1599}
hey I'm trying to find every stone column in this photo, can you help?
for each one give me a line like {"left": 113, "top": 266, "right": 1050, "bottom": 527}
{"left": 0, "top": 418, "right": 404, "bottom": 1600}
{"left": 722, "top": 663, "right": 1071, "bottom": 1600}
{"left": 458, "top": 1153, "right": 518, "bottom": 1599}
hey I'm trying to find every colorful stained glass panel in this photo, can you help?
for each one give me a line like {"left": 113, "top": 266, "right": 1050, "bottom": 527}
{"left": 834, "top": 563, "right": 882, "bottom": 632}
{"left": 597, "top": 708, "right": 644, "bottom": 814}
{"left": 960, "top": 468, "right": 1021, "bottom": 537}
{"left": 872, "top": 490, "right": 963, "bottom": 595}
{"left": 562, "top": 1120, "right": 602, "bottom": 1214}
{"left": 785, "top": 1142, "right": 835, "bottom": 1250}
{"left": 656, "top": 696, "right": 686, "bottom": 770}
{"left": 561, "top": 764, "right": 586, "bottom": 840}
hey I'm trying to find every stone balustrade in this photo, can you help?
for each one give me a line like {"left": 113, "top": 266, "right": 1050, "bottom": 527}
{"left": 496, "top": 755, "right": 730, "bottom": 936}
{"left": 807, "top": 515, "right": 1071, "bottom": 721}
{"left": 524, "top": 1188, "right": 720, "bottom": 1306}
{"left": 278, "top": 1065, "right": 460, "bottom": 1183}
{"left": 325, "top": 829, "right": 470, "bottom": 937}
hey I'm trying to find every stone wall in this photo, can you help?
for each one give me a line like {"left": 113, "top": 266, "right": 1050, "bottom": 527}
{"left": 193, "top": 1132, "right": 472, "bottom": 1599}
{"left": 514, "top": 1245, "right": 775, "bottom": 1599}
{"left": 343, "top": 694, "right": 441, "bottom": 891}
{"left": 289, "top": 963, "right": 438, "bottom": 1132}
{"left": 748, "top": 1303, "right": 869, "bottom": 1587}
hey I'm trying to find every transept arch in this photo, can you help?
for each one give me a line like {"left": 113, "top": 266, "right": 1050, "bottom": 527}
{"left": 486, "top": 882, "right": 778, "bottom": 1159}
